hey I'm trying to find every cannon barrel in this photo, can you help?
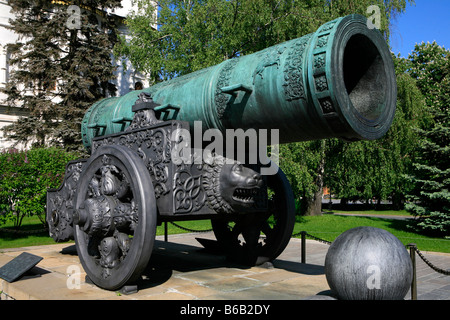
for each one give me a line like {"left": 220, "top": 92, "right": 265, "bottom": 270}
{"left": 81, "top": 14, "right": 396, "bottom": 150}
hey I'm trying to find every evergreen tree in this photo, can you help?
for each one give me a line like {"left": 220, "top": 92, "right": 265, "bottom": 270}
{"left": 404, "top": 42, "right": 450, "bottom": 236}
{"left": 2, "top": 0, "right": 122, "bottom": 152}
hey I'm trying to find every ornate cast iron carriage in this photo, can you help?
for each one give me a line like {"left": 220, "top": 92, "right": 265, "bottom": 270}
{"left": 46, "top": 15, "right": 397, "bottom": 291}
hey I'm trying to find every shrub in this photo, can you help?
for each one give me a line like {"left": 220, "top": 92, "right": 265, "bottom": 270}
{"left": 0, "top": 147, "right": 79, "bottom": 229}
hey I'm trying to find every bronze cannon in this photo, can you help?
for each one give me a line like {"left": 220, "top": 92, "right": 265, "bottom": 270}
{"left": 47, "top": 14, "right": 396, "bottom": 291}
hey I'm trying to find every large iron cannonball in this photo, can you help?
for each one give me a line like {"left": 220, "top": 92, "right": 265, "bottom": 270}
{"left": 324, "top": 226, "right": 412, "bottom": 300}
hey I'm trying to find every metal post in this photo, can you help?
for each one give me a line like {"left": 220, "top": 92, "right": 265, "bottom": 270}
{"left": 164, "top": 222, "right": 168, "bottom": 242}
{"left": 301, "top": 231, "right": 306, "bottom": 264}
{"left": 407, "top": 243, "right": 417, "bottom": 300}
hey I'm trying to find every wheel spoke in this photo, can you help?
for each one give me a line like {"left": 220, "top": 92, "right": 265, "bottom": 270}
{"left": 80, "top": 161, "right": 136, "bottom": 278}
{"left": 260, "top": 220, "right": 274, "bottom": 239}
{"left": 74, "top": 145, "right": 156, "bottom": 290}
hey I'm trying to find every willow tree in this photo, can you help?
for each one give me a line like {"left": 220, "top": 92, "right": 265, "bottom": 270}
{"left": 115, "top": 0, "right": 413, "bottom": 215}
{"left": 324, "top": 66, "right": 427, "bottom": 209}
{"left": 115, "top": 0, "right": 412, "bottom": 81}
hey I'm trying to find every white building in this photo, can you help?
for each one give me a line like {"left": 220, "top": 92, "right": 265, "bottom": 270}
{"left": 0, "top": 0, "right": 150, "bottom": 149}
{"left": 0, "top": 0, "right": 18, "bottom": 148}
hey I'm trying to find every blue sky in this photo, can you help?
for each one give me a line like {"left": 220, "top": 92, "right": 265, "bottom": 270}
{"left": 389, "top": 0, "right": 450, "bottom": 57}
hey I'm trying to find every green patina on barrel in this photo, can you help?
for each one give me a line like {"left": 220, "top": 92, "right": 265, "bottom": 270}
{"left": 81, "top": 14, "right": 396, "bottom": 150}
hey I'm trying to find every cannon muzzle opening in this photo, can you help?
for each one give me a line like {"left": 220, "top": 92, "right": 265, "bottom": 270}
{"left": 326, "top": 15, "right": 396, "bottom": 141}
{"left": 344, "top": 34, "right": 387, "bottom": 121}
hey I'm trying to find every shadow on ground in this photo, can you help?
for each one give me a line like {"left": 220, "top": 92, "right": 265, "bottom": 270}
{"left": 72, "top": 238, "right": 325, "bottom": 291}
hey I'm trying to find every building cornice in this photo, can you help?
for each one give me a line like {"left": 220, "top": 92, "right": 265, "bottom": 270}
{"left": 51, "top": 0, "right": 125, "bottom": 21}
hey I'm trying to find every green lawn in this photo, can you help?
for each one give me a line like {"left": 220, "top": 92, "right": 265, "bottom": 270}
{"left": 0, "top": 215, "right": 60, "bottom": 249}
{"left": 1, "top": 211, "right": 449, "bottom": 253}
{"left": 0, "top": 216, "right": 214, "bottom": 250}
{"left": 324, "top": 209, "right": 412, "bottom": 216}
{"left": 293, "top": 213, "right": 450, "bottom": 253}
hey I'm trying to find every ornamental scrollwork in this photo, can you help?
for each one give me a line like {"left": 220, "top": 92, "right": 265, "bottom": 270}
{"left": 282, "top": 34, "right": 312, "bottom": 101}
{"left": 47, "top": 160, "right": 86, "bottom": 242}
{"left": 215, "top": 58, "right": 239, "bottom": 119}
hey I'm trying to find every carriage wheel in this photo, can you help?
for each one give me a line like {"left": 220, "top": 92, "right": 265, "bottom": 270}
{"left": 73, "top": 145, "right": 156, "bottom": 290}
{"left": 211, "top": 166, "right": 295, "bottom": 265}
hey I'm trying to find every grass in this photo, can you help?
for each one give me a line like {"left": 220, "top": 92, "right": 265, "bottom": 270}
{"left": 1, "top": 211, "right": 449, "bottom": 253}
{"left": 0, "top": 216, "right": 213, "bottom": 250}
{"left": 292, "top": 213, "right": 450, "bottom": 253}
{"left": 325, "top": 209, "right": 412, "bottom": 216}
{"left": 156, "top": 220, "right": 212, "bottom": 236}
{"left": 0, "top": 215, "right": 61, "bottom": 249}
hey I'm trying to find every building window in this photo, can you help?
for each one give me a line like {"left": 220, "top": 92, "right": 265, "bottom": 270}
{"left": 0, "top": 45, "right": 9, "bottom": 86}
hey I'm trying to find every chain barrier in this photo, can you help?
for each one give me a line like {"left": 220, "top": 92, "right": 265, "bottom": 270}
{"left": 169, "top": 222, "right": 213, "bottom": 233}
{"left": 297, "top": 231, "right": 449, "bottom": 277}
{"left": 296, "top": 232, "right": 449, "bottom": 301}
{"left": 0, "top": 227, "right": 47, "bottom": 235}
{"left": 408, "top": 244, "right": 450, "bottom": 276}
{"left": 292, "top": 230, "right": 332, "bottom": 245}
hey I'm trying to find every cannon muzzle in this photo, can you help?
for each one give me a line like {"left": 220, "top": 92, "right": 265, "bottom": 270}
{"left": 82, "top": 14, "right": 396, "bottom": 150}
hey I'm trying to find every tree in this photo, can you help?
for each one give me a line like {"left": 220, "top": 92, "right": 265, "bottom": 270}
{"left": 2, "top": 0, "right": 122, "bottom": 152}
{"left": 324, "top": 62, "right": 427, "bottom": 210}
{"left": 0, "top": 147, "right": 78, "bottom": 229}
{"left": 114, "top": 0, "right": 413, "bottom": 215}
{"left": 279, "top": 140, "right": 325, "bottom": 215}
{"left": 115, "top": 0, "right": 412, "bottom": 82}
{"left": 404, "top": 42, "right": 450, "bottom": 236}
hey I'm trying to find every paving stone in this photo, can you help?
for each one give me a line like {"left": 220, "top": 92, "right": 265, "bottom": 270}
{"left": 202, "top": 285, "right": 295, "bottom": 300}
{"left": 1, "top": 232, "right": 449, "bottom": 300}
{"left": 176, "top": 267, "right": 254, "bottom": 284}
{"left": 175, "top": 283, "right": 221, "bottom": 298}
{"left": 203, "top": 276, "right": 264, "bottom": 292}
{"left": 242, "top": 269, "right": 300, "bottom": 283}
{"left": 139, "top": 290, "right": 195, "bottom": 300}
